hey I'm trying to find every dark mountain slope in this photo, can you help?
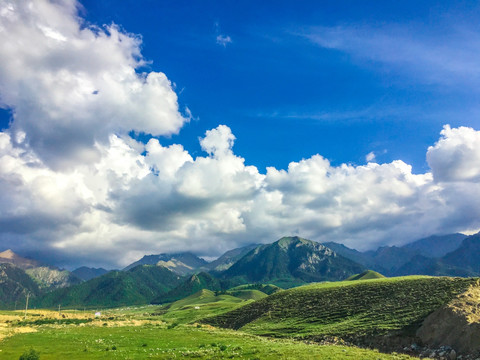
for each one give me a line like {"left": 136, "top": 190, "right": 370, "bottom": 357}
{"left": 442, "top": 232, "right": 480, "bottom": 273}
{"left": 396, "top": 255, "right": 478, "bottom": 277}
{"left": 34, "top": 265, "right": 182, "bottom": 308}
{"left": 401, "top": 233, "right": 466, "bottom": 258}
{"left": 0, "top": 263, "right": 41, "bottom": 308}
{"left": 152, "top": 272, "right": 222, "bottom": 304}
{"left": 72, "top": 267, "right": 109, "bottom": 281}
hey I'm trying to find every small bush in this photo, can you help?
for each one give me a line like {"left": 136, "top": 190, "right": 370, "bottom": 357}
{"left": 219, "top": 344, "right": 227, "bottom": 351}
{"left": 19, "top": 348, "right": 40, "bottom": 360}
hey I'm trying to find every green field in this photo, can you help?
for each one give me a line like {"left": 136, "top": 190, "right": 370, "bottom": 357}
{"left": 0, "top": 318, "right": 417, "bottom": 359}
{"left": 2, "top": 276, "right": 478, "bottom": 359}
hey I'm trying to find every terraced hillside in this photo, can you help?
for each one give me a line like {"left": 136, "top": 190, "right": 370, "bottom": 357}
{"left": 204, "top": 276, "right": 478, "bottom": 343}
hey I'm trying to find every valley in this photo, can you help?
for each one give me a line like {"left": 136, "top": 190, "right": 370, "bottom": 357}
{"left": 1, "top": 234, "right": 480, "bottom": 358}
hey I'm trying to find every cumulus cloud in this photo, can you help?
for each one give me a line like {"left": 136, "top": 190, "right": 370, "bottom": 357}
{"left": 427, "top": 125, "right": 480, "bottom": 182}
{"left": 0, "top": 0, "right": 188, "bottom": 169}
{"left": 1, "top": 0, "right": 480, "bottom": 268}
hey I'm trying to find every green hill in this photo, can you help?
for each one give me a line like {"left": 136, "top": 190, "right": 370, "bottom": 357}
{"left": 226, "top": 289, "right": 268, "bottom": 301}
{"left": 346, "top": 270, "right": 385, "bottom": 281}
{"left": 227, "top": 283, "right": 282, "bottom": 295}
{"left": 34, "top": 265, "right": 182, "bottom": 309}
{"left": 204, "top": 276, "right": 478, "bottom": 344}
{"left": 158, "top": 289, "right": 248, "bottom": 324}
{"left": 152, "top": 272, "right": 221, "bottom": 304}
{"left": 222, "top": 236, "right": 365, "bottom": 287}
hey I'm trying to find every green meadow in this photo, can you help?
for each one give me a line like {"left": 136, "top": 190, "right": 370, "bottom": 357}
{"left": 3, "top": 276, "right": 477, "bottom": 359}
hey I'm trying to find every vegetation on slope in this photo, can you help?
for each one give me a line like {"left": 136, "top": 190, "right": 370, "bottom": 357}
{"left": 345, "top": 270, "right": 385, "bottom": 281}
{"left": 222, "top": 236, "right": 365, "bottom": 287}
{"left": 25, "top": 267, "right": 82, "bottom": 291}
{"left": 0, "top": 315, "right": 417, "bottom": 360}
{"left": 152, "top": 272, "right": 221, "bottom": 304}
{"left": 0, "top": 264, "right": 40, "bottom": 308}
{"left": 204, "top": 276, "right": 478, "bottom": 341}
{"left": 157, "top": 289, "right": 248, "bottom": 324}
{"left": 34, "top": 265, "right": 182, "bottom": 309}
{"left": 227, "top": 283, "right": 282, "bottom": 295}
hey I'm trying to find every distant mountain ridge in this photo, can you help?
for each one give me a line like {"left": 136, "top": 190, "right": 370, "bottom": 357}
{"left": 34, "top": 265, "right": 183, "bottom": 308}
{"left": 204, "top": 244, "right": 259, "bottom": 272}
{"left": 0, "top": 231, "right": 477, "bottom": 310}
{"left": 0, "top": 249, "right": 43, "bottom": 269}
{"left": 123, "top": 252, "right": 208, "bottom": 275}
{"left": 322, "top": 232, "right": 477, "bottom": 277}
{"left": 0, "top": 250, "right": 81, "bottom": 291}
{"left": 72, "top": 267, "right": 109, "bottom": 281}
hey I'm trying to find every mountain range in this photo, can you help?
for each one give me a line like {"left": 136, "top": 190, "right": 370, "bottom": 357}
{"left": 0, "top": 231, "right": 479, "bottom": 309}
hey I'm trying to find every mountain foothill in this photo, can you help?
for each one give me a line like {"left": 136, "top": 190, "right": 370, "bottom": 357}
{"left": 0, "top": 231, "right": 479, "bottom": 309}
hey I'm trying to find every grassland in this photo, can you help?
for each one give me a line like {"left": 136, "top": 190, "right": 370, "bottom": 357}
{"left": 204, "top": 276, "right": 478, "bottom": 341}
{"left": 0, "top": 309, "right": 417, "bottom": 359}
{"left": 2, "top": 276, "right": 477, "bottom": 359}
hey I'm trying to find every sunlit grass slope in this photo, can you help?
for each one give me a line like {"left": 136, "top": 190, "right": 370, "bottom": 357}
{"left": 0, "top": 323, "right": 417, "bottom": 359}
{"left": 345, "top": 270, "right": 386, "bottom": 281}
{"left": 205, "top": 276, "right": 478, "bottom": 340}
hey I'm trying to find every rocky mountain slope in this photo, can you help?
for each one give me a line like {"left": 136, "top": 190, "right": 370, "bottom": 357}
{"left": 222, "top": 236, "right": 365, "bottom": 287}
{"left": 123, "top": 252, "right": 208, "bottom": 275}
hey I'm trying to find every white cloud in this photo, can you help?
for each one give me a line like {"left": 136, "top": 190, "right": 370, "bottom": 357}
{"left": 1, "top": 1, "right": 480, "bottom": 268}
{"left": 216, "top": 34, "right": 232, "bottom": 47}
{"left": 427, "top": 125, "right": 480, "bottom": 182}
{"left": 366, "top": 151, "right": 376, "bottom": 162}
{"left": 0, "top": 0, "right": 188, "bottom": 169}
{"left": 302, "top": 23, "right": 480, "bottom": 88}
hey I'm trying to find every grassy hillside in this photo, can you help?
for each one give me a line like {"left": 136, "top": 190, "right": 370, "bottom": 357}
{"left": 34, "top": 265, "right": 182, "bottom": 309}
{"left": 204, "top": 276, "right": 478, "bottom": 341}
{"left": 157, "top": 289, "right": 248, "bottom": 324}
{"left": 227, "top": 283, "right": 283, "bottom": 295}
{"left": 345, "top": 270, "right": 385, "bottom": 281}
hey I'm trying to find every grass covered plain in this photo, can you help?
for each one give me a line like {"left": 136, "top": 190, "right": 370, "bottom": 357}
{"left": 3, "top": 276, "right": 477, "bottom": 359}
{"left": 0, "top": 316, "right": 417, "bottom": 359}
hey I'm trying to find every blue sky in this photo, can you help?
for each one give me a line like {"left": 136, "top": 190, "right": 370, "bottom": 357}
{"left": 76, "top": 0, "right": 480, "bottom": 172}
{"left": 1, "top": 0, "right": 480, "bottom": 268}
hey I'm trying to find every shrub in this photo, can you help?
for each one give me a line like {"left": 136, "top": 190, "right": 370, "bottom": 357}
{"left": 19, "top": 348, "right": 40, "bottom": 360}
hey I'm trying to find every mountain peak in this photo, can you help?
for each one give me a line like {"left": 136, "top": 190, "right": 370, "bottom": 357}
{"left": 0, "top": 249, "right": 42, "bottom": 269}
{"left": 276, "top": 236, "right": 311, "bottom": 248}
{"left": 0, "top": 249, "right": 17, "bottom": 259}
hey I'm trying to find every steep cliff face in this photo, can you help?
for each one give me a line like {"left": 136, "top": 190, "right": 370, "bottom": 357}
{"left": 417, "top": 281, "right": 480, "bottom": 355}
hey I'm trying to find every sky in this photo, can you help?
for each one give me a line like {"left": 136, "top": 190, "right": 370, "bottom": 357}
{"left": 0, "top": 0, "right": 480, "bottom": 269}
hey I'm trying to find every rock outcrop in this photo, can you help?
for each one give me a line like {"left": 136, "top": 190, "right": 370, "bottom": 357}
{"left": 417, "top": 280, "right": 480, "bottom": 355}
